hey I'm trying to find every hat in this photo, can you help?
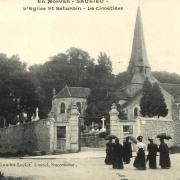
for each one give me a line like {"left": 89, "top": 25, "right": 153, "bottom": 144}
{"left": 137, "top": 136, "right": 143, "bottom": 141}
{"left": 148, "top": 138, "right": 153, "bottom": 142}
{"left": 157, "top": 133, "right": 172, "bottom": 140}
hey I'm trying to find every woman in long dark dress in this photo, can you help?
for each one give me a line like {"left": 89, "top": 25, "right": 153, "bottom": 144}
{"left": 105, "top": 139, "right": 113, "bottom": 165}
{"left": 133, "top": 136, "right": 146, "bottom": 170}
{"left": 123, "top": 137, "right": 132, "bottom": 164}
{"left": 159, "top": 138, "right": 171, "bottom": 169}
{"left": 147, "top": 138, "right": 158, "bottom": 169}
{"left": 112, "top": 138, "right": 124, "bottom": 169}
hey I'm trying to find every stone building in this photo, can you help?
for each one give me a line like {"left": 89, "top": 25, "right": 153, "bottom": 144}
{"left": 48, "top": 86, "right": 91, "bottom": 152}
{"left": 110, "top": 7, "right": 180, "bottom": 146}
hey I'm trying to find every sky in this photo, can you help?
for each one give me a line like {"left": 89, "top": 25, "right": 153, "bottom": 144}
{"left": 0, "top": 0, "right": 180, "bottom": 75}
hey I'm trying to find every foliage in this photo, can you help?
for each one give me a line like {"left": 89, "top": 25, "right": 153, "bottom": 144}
{"left": 140, "top": 78, "right": 153, "bottom": 117}
{"left": 98, "top": 131, "right": 108, "bottom": 138}
{"left": 0, "top": 54, "right": 40, "bottom": 127}
{"left": 115, "top": 71, "right": 131, "bottom": 87}
{"left": 29, "top": 48, "right": 95, "bottom": 117}
{"left": 153, "top": 71, "right": 180, "bottom": 84}
{"left": 140, "top": 79, "right": 168, "bottom": 118}
{"left": 1, "top": 48, "right": 179, "bottom": 126}
{"left": 150, "top": 83, "right": 168, "bottom": 118}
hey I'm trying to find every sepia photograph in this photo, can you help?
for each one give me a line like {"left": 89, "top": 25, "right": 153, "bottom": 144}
{"left": 0, "top": 0, "right": 180, "bottom": 179}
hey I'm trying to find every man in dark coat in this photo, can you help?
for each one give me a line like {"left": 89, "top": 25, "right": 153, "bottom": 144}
{"left": 147, "top": 138, "right": 158, "bottom": 169}
{"left": 159, "top": 138, "right": 171, "bottom": 169}
{"left": 112, "top": 138, "right": 124, "bottom": 169}
{"left": 123, "top": 137, "right": 132, "bottom": 164}
{"left": 105, "top": 139, "right": 113, "bottom": 165}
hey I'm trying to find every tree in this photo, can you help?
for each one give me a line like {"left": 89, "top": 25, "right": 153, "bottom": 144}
{"left": 140, "top": 78, "right": 153, "bottom": 117}
{"left": 97, "top": 52, "right": 112, "bottom": 74}
{"left": 85, "top": 52, "right": 116, "bottom": 126}
{"left": 150, "top": 83, "right": 168, "bottom": 118}
{"left": 140, "top": 79, "right": 168, "bottom": 118}
{"left": 29, "top": 48, "right": 95, "bottom": 117}
{"left": 85, "top": 88, "right": 117, "bottom": 126}
{"left": 153, "top": 71, "right": 180, "bottom": 84}
{"left": 0, "top": 54, "right": 40, "bottom": 126}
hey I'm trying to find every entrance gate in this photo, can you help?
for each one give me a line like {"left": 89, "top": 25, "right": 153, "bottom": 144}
{"left": 56, "top": 126, "right": 66, "bottom": 151}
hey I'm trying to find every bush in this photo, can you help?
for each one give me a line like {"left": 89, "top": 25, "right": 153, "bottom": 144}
{"left": 98, "top": 131, "right": 108, "bottom": 138}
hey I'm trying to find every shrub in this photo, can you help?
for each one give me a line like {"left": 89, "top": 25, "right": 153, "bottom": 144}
{"left": 98, "top": 131, "right": 108, "bottom": 138}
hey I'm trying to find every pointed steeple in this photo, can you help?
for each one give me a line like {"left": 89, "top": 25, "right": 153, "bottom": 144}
{"left": 128, "top": 6, "right": 150, "bottom": 74}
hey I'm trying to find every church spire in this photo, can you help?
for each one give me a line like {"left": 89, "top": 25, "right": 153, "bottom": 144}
{"left": 128, "top": 6, "right": 150, "bottom": 74}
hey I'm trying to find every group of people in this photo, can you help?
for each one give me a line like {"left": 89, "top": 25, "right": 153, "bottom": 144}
{"left": 105, "top": 135, "right": 171, "bottom": 170}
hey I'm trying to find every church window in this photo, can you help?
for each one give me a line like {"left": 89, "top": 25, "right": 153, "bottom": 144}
{"left": 134, "top": 107, "right": 138, "bottom": 117}
{"left": 76, "top": 102, "right": 81, "bottom": 113}
{"left": 60, "top": 103, "right": 65, "bottom": 114}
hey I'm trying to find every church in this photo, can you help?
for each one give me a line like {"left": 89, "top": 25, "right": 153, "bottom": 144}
{"left": 110, "top": 7, "right": 180, "bottom": 146}
{"left": 50, "top": 6, "right": 180, "bottom": 148}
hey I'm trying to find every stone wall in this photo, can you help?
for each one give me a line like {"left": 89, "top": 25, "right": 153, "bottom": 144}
{"left": 110, "top": 103, "right": 178, "bottom": 147}
{"left": 174, "top": 119, "right": 180, "bottom": 147}
{"left": 0, "top": 119, "right": 54, "bottom": 154}
{"left": 139, "top": 117, "right": 174, "bottom": 147}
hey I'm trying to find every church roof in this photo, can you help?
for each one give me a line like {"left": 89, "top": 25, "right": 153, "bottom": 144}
{"left": 128, "top": 7, "right": 150, "bottom": 72}
{"left": 160, "top": 83, "right": 180, "bottom": 103}
{"left": 54, "top": 86, "right": 91, "bottom": 99}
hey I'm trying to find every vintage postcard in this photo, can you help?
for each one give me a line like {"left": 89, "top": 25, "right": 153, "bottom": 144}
{"left": 0, "top": 0, "right": 180, "bottom": 179}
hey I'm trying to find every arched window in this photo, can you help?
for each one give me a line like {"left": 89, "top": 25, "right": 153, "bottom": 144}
{"left": 60, "top": 103, "right": 65, "bottom": 114}
{"left": 134, "top": 107, "right": 138, "bottom": 118}
{"left": 76, "top": 102, "right": 81, "bottom": 113}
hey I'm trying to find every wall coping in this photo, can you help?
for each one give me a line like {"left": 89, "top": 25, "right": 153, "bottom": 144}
{"left": 138, "top": 117, "right": 173, "bottom": 122}
{"left": 0, "top": 118, "right": 51, "bottom": 130}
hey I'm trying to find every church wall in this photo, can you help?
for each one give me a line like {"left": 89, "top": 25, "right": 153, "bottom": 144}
{"left": 161, "top": 88, "right": 174, "bottom": 120}
{"left": 125, "top": 84, "right": 142, "bottom": 98}
{"left": 0, "top": 119, "right": 54, "bottom": 154}
{"left": 125, "top": 95, "right": 142, "bottom": 120}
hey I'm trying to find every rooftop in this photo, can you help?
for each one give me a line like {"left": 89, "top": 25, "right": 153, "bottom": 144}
{"left": 54, "top": 86, "right": 91, "bottom": 99}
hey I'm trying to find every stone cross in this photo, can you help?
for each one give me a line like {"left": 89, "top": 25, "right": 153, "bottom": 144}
{"left": 101, "top": 116, "right": 106, "bottom": 132}
{"left": 35, "top": 107, "right": 40, "bottom": 121}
